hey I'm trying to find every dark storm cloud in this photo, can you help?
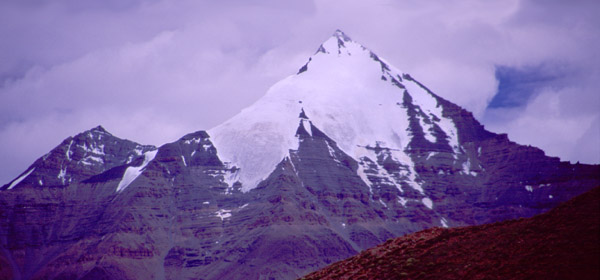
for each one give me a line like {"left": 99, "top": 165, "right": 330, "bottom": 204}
{"left": 0, "top": 0, "right": 598, "bottom": 184}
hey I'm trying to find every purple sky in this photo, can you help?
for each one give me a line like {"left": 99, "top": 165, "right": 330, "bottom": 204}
{"left": 1, "top": 0, "right": 599, "bottom": 184}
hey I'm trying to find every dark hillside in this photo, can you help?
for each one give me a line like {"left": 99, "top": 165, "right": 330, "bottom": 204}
{"left": 303, "top": 187, "right": 600, "bottom": 280}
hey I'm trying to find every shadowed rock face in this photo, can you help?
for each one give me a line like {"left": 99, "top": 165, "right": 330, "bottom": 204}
{"left": 302, "top": 187, "right": 600, "bottom": 280}
{"left": 1, "top": 31, "right": 599, "bottom": 280}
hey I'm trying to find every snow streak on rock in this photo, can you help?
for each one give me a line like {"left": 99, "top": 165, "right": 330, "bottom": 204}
{"left": 403, "top": 79, "right": 460, "bottom": 153}
{"left": 7, "top": 168, "right": 35, "bottom": 190}
{"left": 116, "top": 150, "right": 158, "bottom": 192}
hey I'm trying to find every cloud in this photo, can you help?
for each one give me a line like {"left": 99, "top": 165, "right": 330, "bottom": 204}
{"left": 485, "top": 86, "right": 599, "bottom": 163}
{"left": 1, "top": 0, "right": 599, "bottom": 183}
{"left": 489, "top": 63, "right": 575, "bottom": 109}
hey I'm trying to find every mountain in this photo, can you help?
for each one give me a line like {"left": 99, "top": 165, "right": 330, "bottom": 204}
{"left": 301, "top": 186, "right": 600, "bottom": 280}
{"left": 1, "top": 30, "right": 599, "bottom": 280}
{"left": 1, "top": 125, "right": 156, "bottom": 191}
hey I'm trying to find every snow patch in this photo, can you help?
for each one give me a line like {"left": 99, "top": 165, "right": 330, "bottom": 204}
{"left": 326, "top": 141, "right": 335, "bottom": 158}
{"left": 184, "top": 138, "right": 202, "bottom": 145}
{"left": 355, "top": 145, "right": 423, "bottom": 195}
{"left": 134, "top": 147, "right": 144, "bottom": 156}
{"left": 7, "top": 168, "right": 35, "bottom": 190}
{"left": 440, "top": 218, "right": 449, "bottom": 228}
{"left": 356, "top": 164, "right": 373, "bottom": 195}
{"left": 215, "top": 209, "right": 232, "bottom": 220}
{"left": 65, "top": 140, "right": 74, "bottom": 161}
{"left": 525, "top": 185, "right": 533, "bottom": 192}
{"left": 404, "top": 79, "right": 460, "bottom": 153}
{"left": 90, "top": 144, "right": 105, "bottom": 155}
{"left": 287, "top": 156, "right": 299, "bottom": 176}
{"left": 82, "top": 155, "right": 104, "bottom": 165}
{"left": 301, "top": 119, "right": 312, "bottom": 136}
{"left": 461, "top": 159, "right": 478, "bottom": 176}
{"left": 116, "top": 150, "right": 158, "bottom": 192}
{"left": 325, "top": 141, "right": 342, "bottom": 164}
{"left": 223, "top": 167, "right": 240, "bottom": 194}
{"left": 181, "top": 156, "right": 187, "bottom": 166}
{"left": 422, "top": 197, "right": 433, "bottom": 209}
{"left": 417, "top": 114, "right": 436, "bottom": 143}
{"left": 58, "top": 167, "right": 67, "bottom": 185}
{"left": 379, "top": 199, "right": 388, "bottom": 208}
{"left": 426, "top": 152, "right": 438, "bottom": 160}
{"left": 204, "top": 166, "right": 240, "bottom": 195}
{"left": 549, "top": 195, "right": 553, "bottom": 199}
{"left": 203, "top": 201, "right": 210, "bottom": 205}
{"left": 397, "top": 196, "right": 408, "bottom": 207}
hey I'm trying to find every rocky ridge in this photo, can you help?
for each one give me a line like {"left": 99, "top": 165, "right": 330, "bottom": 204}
{"left": 2, "top": 125, "right": 156, "bottom": 190}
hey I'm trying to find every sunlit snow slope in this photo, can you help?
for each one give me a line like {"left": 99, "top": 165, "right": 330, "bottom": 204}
{"left": 209, "top": 30, "right": 459, "bottom": 192}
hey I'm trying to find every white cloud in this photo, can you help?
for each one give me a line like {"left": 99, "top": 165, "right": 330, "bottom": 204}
{"left": 486, "top": 86, "right": 600, "bottom": 163}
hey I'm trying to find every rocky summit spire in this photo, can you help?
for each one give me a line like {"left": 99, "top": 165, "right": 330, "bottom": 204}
{"left": 90, "top": 125, "right": 110, "bottom": 134}
{"left": 333, "top": 29, "right": 352, "bottom": 42}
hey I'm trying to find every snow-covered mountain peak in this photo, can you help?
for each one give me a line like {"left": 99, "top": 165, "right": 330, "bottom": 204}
{"left": 313, "top": 29, "right": 357, "bottom": 54}
{"left": 301, "top": 30, "right": 403, "bottom": 83}
{"left": 209, "top": 31, "right": 459, "bottom": 192}
{"left": 317, "top": 29, "right": 355, "bottom": 55}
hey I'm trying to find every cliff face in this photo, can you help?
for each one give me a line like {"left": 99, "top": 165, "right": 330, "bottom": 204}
{"left": 1, "top": 30, "right": 599, "bottom": 280}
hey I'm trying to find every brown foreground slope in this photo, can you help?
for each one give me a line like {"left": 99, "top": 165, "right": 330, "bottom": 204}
{"left": 302, "top": 187, "right": 600, "bottom": 280}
